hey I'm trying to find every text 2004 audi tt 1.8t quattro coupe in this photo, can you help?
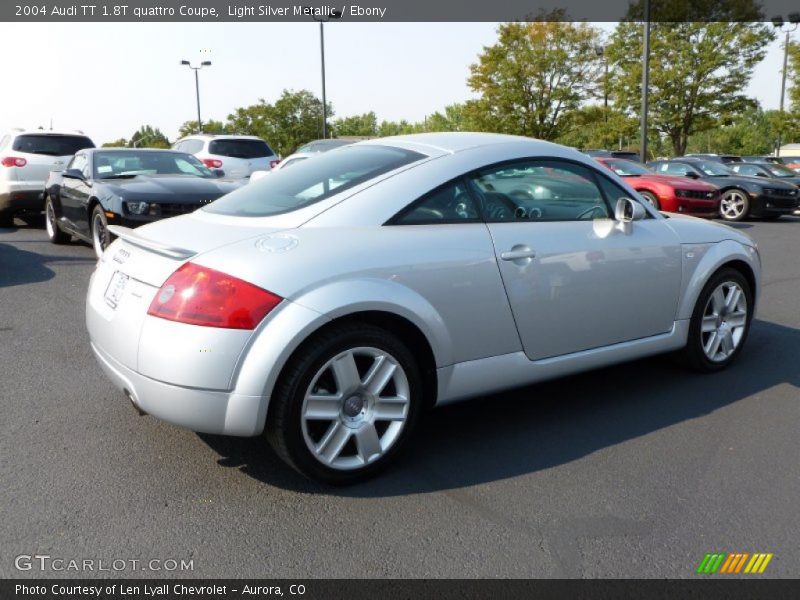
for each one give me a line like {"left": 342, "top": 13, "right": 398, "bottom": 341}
{"left": 86, "top": 133, "right": 761, "bottom": 484}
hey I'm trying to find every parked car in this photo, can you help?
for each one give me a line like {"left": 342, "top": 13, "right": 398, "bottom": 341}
{"left": 595, "top": 157, "right": 720, "bottom": 217}
{"left": 648, "top": 157, "right": 799, "bottom": 221}
{"left": 684, "top": 153, "right": 743, "bottom": 164}
{"left": 775, "top": 156, "right": 800, "bottom": 172}
{"left": 251, "top": 140, "right": 355, "bottom": 181}
{"left": 0, "top": 130, "right": 95, "bottom": 226}
{"left": 86, "top": 133, "right": 760, "bottom": 484}
{"left": 584, "top": 149, "right": 641, "bottom": 162}
{"left": 741, "top": 155, "right": 783, "bottom": 164}
{"left": 728, "top": 161, "right": 800, "bottom": 187}
{"left": 172, "top": 134, "right": 279, "bottom": 179}
{"left": 44, "top": 148, "right": 240, "bottom": 257}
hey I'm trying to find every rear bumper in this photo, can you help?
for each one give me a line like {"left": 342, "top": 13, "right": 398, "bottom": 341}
{"left": 0, "top": 187, "right": 45, "bottom": 213}
{"left": 90, "top": 340, "right": 264, "bottom": 437}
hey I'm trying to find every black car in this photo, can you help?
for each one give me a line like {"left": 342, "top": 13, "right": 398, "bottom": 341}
{"left": 647, "top": 157, "right": 799, "bottom": 221}
{"left": 728, "top": 161, "right": 800, "bottom": 187}
{"left": 44, "top": 148, "right": 241, "bottom": 257}
{"left": 684, "top": 153, "right": 743, "bottom": 164}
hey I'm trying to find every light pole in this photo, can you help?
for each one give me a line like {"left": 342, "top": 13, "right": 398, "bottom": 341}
{"left": 312, "top": 10, "right": 342, "bottom": 139}
{"left": 180, "top": 59, "right": 212, "bottom": 134}
{"left": 594, "top": 45, "right": 609, "bottom": 113}
{"left": 640, "top": 0, "right": 651, "bottom": 164}
{"left": 771, "top": 13, "right": 800, "bottom": 157}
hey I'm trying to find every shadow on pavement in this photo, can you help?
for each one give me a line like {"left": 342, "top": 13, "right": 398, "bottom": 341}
{"left": 199, "top": 318, "right": 800, "bottom": 496}
{"left": 0, "top": 241, "right": 95, "bottom": 288}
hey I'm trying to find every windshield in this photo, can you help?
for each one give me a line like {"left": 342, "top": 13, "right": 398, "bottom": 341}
{"left": 204, "top": 145, "right": 425, "bottom": 217}
{"left": 93, "top": 151, "right": 214, "bottom": 179}
{"left": 13, "top": 134, "right": 94, "bottom": 156}
{"left": 764, "top": 164, "right": 797, "bottom": 177}
{"left": 693, "top": 161, "right": 732, "bottom": 176}
{"left": 603, "top": 159, "right": 651, "bottom": 176}
{"left": 296, "top": 139, "right": 352, "bottom": 154}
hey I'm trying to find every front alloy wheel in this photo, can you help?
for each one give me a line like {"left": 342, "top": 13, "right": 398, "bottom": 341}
{"left": 720, "top": 190, "right": 749, "bottom": 221}
{"left": 267, "top": 323, "right": 423, "bottom": 484}
{"left": 91, "top": 205, "right": 111, "bottom": 258}
{"left": 682, "top": 267, "right": 753, "bottom": 372}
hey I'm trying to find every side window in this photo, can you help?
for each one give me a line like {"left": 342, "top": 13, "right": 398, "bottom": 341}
{"left": 183, "top": 140, "right": 204, "bottom": 154}
{"left": 469, "top": 159, "right": 611, "bottom": 222}
{"left": 663, "top": 163, "right": 690, "bottom": 176}
{"left": 69, "top": 154, "right": 88, "bottom": 175}
{"left": 172, "top": 141, "right": 184, "bottom": 151}
{"left": 0, "top": 135, "right": 9, "bottom": 151}
{"left": 391, "top": 179, "right": 480, "bottom": 225}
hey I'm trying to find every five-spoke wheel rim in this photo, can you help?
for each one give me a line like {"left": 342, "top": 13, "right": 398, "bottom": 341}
{"left": 45, "top": 201, "right": 57, "bottom": 238}
{"left": 92, "top": 213, "right": 107, "bottom": 258}
{"left": 701, "top": 281, "right": 748, "bottom": 362}
{"left": 301, "top": 347, "right": 410, "bottom": 471}
{"left": 720, "top": 191, "right": 746, "bottom": 220}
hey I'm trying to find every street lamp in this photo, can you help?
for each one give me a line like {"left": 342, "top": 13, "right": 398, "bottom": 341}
{"left": 311, "top": 9, "right": 342, "bottom": 139}
{"left": 771, "top": 13, "right": 800, "bottom": 157}
{"left": 180, "top": 58, "right": 212, "bottom": 134}
{"left": 594, "top": 44, "right": 609, "bottom": 112}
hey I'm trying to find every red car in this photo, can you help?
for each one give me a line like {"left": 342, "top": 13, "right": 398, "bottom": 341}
{"left": 596, "top": 158, "right": 721, "bottom": 217}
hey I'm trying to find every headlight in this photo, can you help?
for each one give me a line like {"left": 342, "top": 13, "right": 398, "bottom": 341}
{"left": 125, "top": 201, "right": 149, "bottom": 215}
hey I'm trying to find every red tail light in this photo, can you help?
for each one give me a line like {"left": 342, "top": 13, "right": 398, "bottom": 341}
{"left": 1, "top": 156, "right": 27, "bottom": 167}
{"left": 202, "top": 158, "right": 223, "bottom": 168}
{"left": 270, "top": 159, "right": 280, "bottom": 169}
{"left": 147, "top": 263, "right": 282, "bottom": 329}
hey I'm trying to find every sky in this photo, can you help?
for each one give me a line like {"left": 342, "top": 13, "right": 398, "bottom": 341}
{"left": 0, "top": 22, "right": 792, "bottom": 146}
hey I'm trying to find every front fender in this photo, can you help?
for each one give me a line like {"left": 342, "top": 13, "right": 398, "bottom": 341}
{"left": 677, "top": 239, "right": 761, "bottom": 321}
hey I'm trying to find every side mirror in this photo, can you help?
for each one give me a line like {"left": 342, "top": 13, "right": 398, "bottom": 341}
{"left": 212, "top": 168, "right": 225, "bottom": 178}
{"left": 249, "top": 170, "right": 270, "bottom": 184}
{"left": 756, "top": 172, "right": 768, "bottom": 177}
{"left": 615, "top": 197, "right": 646, "bottom": 233}
{"left": 62, "top": 168, "right": 85, "bottom": 180}
{"left": 684, "top": 171, "right": 699, "bottom": 179}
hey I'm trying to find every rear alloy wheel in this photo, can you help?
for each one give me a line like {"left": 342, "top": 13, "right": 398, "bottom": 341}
{"left": 91, "top": 204, "right": 111, "bottom": 258}
{"left": 639, "top": 191, "right": 661, "bottom": 210}
{"left": 267, "top": 323, "right": 423, "bottom": 484}
{"left": 719, "top": 189, "right": 749, "bottom": 221}
{"left": 45, "top": 197, "right": 70, "bottom": 244}
{"left": 681, "top": 268, "right": 752, "bottom": 372}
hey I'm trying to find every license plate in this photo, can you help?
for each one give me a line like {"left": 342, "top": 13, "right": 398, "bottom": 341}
{"left": 104, "top": 271, "right": 129, "bottom": 309}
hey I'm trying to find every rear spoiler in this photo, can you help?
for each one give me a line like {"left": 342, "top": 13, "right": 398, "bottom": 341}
{"left": 108, "top": 225, "right": 196, "bottom": 260}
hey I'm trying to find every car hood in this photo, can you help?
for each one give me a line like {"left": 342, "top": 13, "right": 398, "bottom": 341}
{"left": 663, "top": 213, "right": 755, "bottom": 246}
{"left": 632, "top": 174, "right": 717, "bottom": 190}
{"left": 702, "top": 174, "right": 797, "bottom": 190}
{"left": 101, "top": 175, "right": 240, "bottom": 201}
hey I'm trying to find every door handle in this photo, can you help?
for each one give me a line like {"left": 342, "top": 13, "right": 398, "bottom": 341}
{"left": 501, "top": 247, "right": 536, "bottom": 261}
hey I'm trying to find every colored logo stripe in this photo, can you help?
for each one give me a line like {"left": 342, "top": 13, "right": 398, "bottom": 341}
{"left": 697, "top": 552, "right": 773, "bottom": 574}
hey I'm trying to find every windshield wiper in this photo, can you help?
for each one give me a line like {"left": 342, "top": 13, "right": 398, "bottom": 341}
{"left": 99, "top": 174, "right": 137, "bottom": 180}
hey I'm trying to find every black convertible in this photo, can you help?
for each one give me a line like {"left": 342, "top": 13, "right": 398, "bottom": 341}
{"left": 44, "top": 148, "right": 241, "bottom": 257}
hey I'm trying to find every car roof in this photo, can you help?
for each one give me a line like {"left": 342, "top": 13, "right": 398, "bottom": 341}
{"left": 7, "top": 130, "right": 91, "bottom": 137}
{"left": 357, "top": 132, "right": 567, "bottom": 156}
{"left": 180, "top": 134, "right": 264, "bottom": 140}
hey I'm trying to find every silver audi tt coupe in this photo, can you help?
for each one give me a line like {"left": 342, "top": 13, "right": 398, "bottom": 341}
{"left": 86, "top": 133, "right": 761, "bottom": 484}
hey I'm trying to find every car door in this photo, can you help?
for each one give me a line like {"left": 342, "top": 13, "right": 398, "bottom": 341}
{"left": 59, "top": 153, "right": 91, "bottom": 230}
{"left": 471, "top": 158, "right": 683, "bottom": 361}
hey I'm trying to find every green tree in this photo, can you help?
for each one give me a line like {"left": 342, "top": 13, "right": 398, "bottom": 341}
{"left": 685, "top": 106, "right": 781, "bottom": 155}
{"left": 177, "top": 119, "right": 229, "bottom": 138}
{"left": 466, "top": 15, "right": 603, "bottom": 140}
{"left": 607, "top": 17, "right": 773, "bottom": 156}
{"left": 424, "top": 103, "right": 475, "bottom": 132}
{"left": 128, "top": 125, "right": 171, "bottom": 149}
{"left": 101, "top": 138, "right": 128, "bottom": 148}
{"left": 555, "top": 106, "right": 639, "bottom": 151}
{"left": 332, "top": 112, "right": 378, "bottom": 137}
{"left": 377, "top": 120, "right": 420, "bottom": 137}
{"left": 790, "top": 41, "right": 800, "bottom": 112}
{"left": 226, "top": 89, "right": 331, "bottom": 156}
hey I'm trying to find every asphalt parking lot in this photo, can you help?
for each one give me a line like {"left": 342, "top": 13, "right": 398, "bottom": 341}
{"left": 1, "top": 216, "right": 799, "bottom": 579}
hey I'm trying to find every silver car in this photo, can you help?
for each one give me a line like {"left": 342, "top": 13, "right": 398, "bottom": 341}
{"left": 86, "top": 133, "right": 761, "bottom": 484}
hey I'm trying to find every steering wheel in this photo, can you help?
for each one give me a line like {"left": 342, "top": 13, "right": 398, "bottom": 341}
{"left": 576, "top": 205, "right": 607, "bottom": 220}
{"left": 484, "top": 193, "right": 519, "bottom": 221}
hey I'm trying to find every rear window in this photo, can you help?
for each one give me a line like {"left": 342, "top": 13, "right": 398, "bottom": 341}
{"left": 12, "top": 134, "right": 94, "bottom": 156}
{"left": 205, "top": 145, "right": 425, "bottom": 217}
{"left": 208, "top": 139, "right": 274, "bottom": 159}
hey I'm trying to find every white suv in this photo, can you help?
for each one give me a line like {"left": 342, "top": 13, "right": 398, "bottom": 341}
{"left": 0, "top": 130, "right": 95, "bottom": 226}
{"left": 172, "top": 134, "right": 279, "bottom": 180}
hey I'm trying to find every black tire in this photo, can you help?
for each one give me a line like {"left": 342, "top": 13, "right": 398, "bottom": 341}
{"left": 680, "top": 267, "right": 753, "bottom": 373}
{"left": 719, "top": 189, "right": 750, "bottom": 222}
{"left": 0, "top": 212, "right": 14, "bottom": 228}
{"left": 639, "top": 191, "right": 661, "bottom": 210}
{"left": 45, "top": 196, "right": 70, "bottom": 244}
{"left": 90, "top": 204, "right": 111, "bottom": 258}
{"left": 266, "top": 322, "right": 424, "bottom": 485}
